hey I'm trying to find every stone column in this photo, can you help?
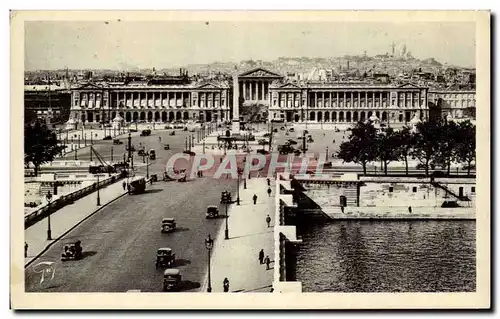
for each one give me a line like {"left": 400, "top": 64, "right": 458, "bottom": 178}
{"left": 261, "top": 81, "right": 265, "bottom": 101}
{"left": 232, "top": 75, "right": 240, "bottom": 134}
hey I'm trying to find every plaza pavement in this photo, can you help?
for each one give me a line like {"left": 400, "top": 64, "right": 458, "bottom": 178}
{"left": 24, "top": 178, "right": 128, "bottom": 266}
{"left": 201, "top": 177, "right": 275, "bottom": 293}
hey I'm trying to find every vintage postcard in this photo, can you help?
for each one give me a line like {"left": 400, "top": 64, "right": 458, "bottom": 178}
{"left": 10, "top": 10, "right": 490, "bottom": 309}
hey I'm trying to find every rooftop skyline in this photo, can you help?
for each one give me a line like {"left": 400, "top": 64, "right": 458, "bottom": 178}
{"left": 25, "top": 21, "right": 476, "bottom": 71}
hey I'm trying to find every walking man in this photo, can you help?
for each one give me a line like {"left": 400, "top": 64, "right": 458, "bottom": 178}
{"left": 267, "top": 178, "right": 270, "bottom": 187}
{"left": 122, "top": 181, "right": 126, "bottom": 191}
{"left": 408, "top": 206, "right": 412, "bottom": 214}
{"left": 259, "top": 249, "right": 264, "bottom": 264}
{"left": 223, "top": 278, "right": 230, "bottom": 292}
{"left": 24, "top": 242, "right": 28, "bottom": 258}
{"left": 266, "top": 214, "right": 271, "bottom": 228}
{"left": 253, "top": 194, "right": 258, "bottom": 205}
{"left": 264, "top": 255, "right": 271, "bottom": 270}
{"left": 267, "top": 187, "right": 272, "bottom": 197}
{"left": 127, "top": 183, "right": 131, "bottom": 194}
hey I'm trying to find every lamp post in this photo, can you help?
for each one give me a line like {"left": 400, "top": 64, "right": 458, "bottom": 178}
{"left": 46, "top": 191, "right": 53, "bottom": 240}
{"left": 111, "top": 146, "right": 114, "bottom": 163}
{"left": 146, "top": 154, "right": 150, "bottom": 179}
{"left": 326, "top": 146, "right": 329, "bottom": 161}
{"left": 222, "top": 191, "right": 230, "bottom": 240}
{"left": 205, "top": 234, "right": 214, "bottom": 293}
{"left": 96, "top": 175, "right": 101, "bottom": 206}
{"left": 236, "top": 168, "right": 242, "bottom": 205}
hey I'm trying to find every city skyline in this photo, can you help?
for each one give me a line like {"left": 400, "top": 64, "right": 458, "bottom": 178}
{"left": 25, "top": 21, "right": 476, "bottom": 71}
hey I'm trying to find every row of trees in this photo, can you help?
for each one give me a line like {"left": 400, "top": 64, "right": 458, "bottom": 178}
{"left": 337, "top": 120, "right": 476, "bottom": 176}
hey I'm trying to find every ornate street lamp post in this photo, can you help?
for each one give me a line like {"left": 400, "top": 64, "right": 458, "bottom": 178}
{"left": 205, "top": 234, "right": 214, "bottom": 293}
{"left": 46, "top": 191, "right": 53, "bottom": 240}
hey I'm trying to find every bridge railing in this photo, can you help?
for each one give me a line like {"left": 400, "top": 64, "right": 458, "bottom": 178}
{"left": 24, "top": 174, "right": 121, "bottom": 229}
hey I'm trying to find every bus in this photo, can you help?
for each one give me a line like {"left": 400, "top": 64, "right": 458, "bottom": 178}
{"left": 129, "top": 176, "right": 146, "bottom": 194}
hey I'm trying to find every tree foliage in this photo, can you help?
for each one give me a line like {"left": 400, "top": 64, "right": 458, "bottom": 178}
{"left": 375, "top": 127, "right": 399, "bottom": 175}
{"left": 24, "top": 122, "right": 65, "bottom": 176}
{"left": 337, "top": 121, "right": 378, "bottom": 174}
{"left": 454, "top": 120, "right": 476, "bottom": 175}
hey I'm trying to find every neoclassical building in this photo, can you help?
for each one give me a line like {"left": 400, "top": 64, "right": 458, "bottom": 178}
{"left": 69, "top": 79, "right": 232, "bottom": 124}
{"left": 428, "top": 90, "right": 476, "bottom": 121}
{"left": 67, "top": 67, "right": 476, "bottom": 126}
{"left": 268, "top": 81, "right": 429, "bottom": 125}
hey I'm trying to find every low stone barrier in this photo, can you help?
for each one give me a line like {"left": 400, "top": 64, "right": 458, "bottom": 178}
{"left": 24, "top": 174, "right": 121, "bottom": 229}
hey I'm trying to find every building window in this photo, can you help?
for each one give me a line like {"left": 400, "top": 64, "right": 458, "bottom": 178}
{"left": 412, "top": 186, "right": 417, "bottom": 193}
{"left": 389, "top": 187, "right": 394, "bottom": 193}
{"left": 471, "top": 187, "right": 475, "bottom": 193}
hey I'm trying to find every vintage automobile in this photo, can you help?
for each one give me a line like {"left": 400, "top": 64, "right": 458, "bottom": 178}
{"left": 155, "top": 247, "right": 176, "bottom": 268}
{"left": 61, "top": 241, "right": 83, "bottom": 261}
{"left": 257, "top": 149, "right": 270, "bottom": 155}
{"left": 149, "top": 149, "right": 156, "bottom": 160}
{"left": 164, "top": 144, "right": 170, "bottom": 150}
{"left": 113, "top": 139, "right": 123, "bottom": 145}
{"left": 178, "top": 176, "right": 187, "bottom": 182}
{"left": 103, "top": 135, "right": 112, "bottom": 140}
{"left": 138, "top": 149, "right": 146, "bottom": 156}
{"left": 161, "top": 218, "right": 177, "bottom": 233}
{"left": 163, "top": 269, "right": 182, "bottom": 292}
{"left": 169, "top": 131, "right": 176, "bottom": 136}
{"left": 140, "top": 129, "right": 152, "bottom": 137}
{"left": 206, "top": 205, "right": 220, "bottom": 219}
{"left": 183, "top": 150, "right": 196, "bottom": 156}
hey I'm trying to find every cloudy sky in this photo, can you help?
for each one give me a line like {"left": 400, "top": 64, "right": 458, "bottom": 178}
{"left": 24, "top": 21, "right": 476, "bottom": 70}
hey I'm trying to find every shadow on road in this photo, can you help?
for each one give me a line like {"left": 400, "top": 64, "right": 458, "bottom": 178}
{"left": 80, "top": 251, "right": 97, "bottom": 259}
{"left": 173, "top": 227, "right": 190, "bottom": 233}
{"left": 179, "top": 280, "right": 201, "bottom": 292}
{"left": 144, "top": 189, "right": 164, "bottom": 194}
{"left": 174, "top": 259, "right": 191, "bottom": 267}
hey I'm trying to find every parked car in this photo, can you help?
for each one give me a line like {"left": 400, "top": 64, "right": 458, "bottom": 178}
{"left": 61, "top": 241, "right": 83, "bottom": 261}
{"left": 257, "top": 149, "right": 270, "bottom": 155}
{"left": 103, "top": 135, "right": 112, "bottom": 140}
{"left": 113, "top": 139, "right": 123, "bottom": 145}
{"left": 169, "top": 131, "right": 176, "bottom": 136}
{"left": 183, "top": 150, "right": 196, "bottom": 156}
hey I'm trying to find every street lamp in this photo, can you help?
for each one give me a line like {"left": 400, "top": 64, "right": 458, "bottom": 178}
{"left": 326, "top": 146, "right": 329, "bottom": 161}
{"left": 222, "top": 191, "right": 230, "bottom": 240}
{"left": 236, "top": 167, "right": 242, "bottom": 205}
{"left": 146, "top": 154, "right": 150, "bottom": 179}
{"left": 205, "top": 234, "right": 214, "bottom": 293}
{"left": 46, "top": 191, "right": 53, "bottom": 240}
{"left": 96, "top": 175, "right": 101, "bottom": 206}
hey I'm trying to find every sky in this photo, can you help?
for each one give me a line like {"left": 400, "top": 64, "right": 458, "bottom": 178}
{"left": 24, "top": 21, "right": 476, "bottom": 71}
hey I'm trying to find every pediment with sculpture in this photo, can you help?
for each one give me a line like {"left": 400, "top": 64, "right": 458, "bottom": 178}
{"left": 239, "top": 68, "right": 283, "bottom": 79}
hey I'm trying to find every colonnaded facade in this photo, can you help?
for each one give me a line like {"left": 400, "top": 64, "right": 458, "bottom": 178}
{"left": 268, "top": 81, "right": 429, "bottom": 125}
{"left": 69, "top": 80, "right": 232, "bottom": 124}
{"left": 67, "top": 67, "right": 474, "bottom": 126}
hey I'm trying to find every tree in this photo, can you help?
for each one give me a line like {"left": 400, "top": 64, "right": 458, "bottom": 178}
{"left": 411, "top": 121, "right": 441, "bottom": 176}
{"left": 337, "top": 121, "right": 378, "bottom": 174}
{"left": 375, "top": 127, "right": 399, "bottom": 175}
{"left": 394, "top": 126, "right": 414, "bottom": 176}
{"left": 24, "top": 122, "right": 65, "bottom": 176}
{"left": 455, "top": 120, "right": 476, "bottom": 176}
{"left": 434, "top": 121, "right": 460, "bottom": 175}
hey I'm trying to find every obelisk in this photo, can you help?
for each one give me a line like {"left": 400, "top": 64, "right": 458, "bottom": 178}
{"left": 231, "top": 75, "right": 240, "bottom": 134}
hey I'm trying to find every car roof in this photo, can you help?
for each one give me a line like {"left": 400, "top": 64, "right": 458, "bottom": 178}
{"left": 164, "top": 269, "right": 180, "bottom": 276}
{"left": 207, "top": 205, "right": 218, "bottom": 209}
{"left": 158, "top": 247, "right": 172, "bottom": 252}
{"left": 162, "top": 218, "right": 175, "bottom": 222}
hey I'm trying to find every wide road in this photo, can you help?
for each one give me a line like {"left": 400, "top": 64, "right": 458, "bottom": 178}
{"left": 25, "top": 127, "right": 238, "bottom": 292}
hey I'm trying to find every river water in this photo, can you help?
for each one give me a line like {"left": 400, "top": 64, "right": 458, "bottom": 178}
{"left": 295, "top": 220, "right": 476, "bottom": 292}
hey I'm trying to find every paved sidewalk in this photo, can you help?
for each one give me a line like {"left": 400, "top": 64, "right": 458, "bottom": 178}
{"left": 24, "top": 179, "right": 129, "bottom": 266}
{"left": 201, "top": 177, "right": 275, "bottom": 293}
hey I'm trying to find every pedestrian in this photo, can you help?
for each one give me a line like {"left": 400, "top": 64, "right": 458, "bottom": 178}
{"left": 341, "top": 206, "right": 344, "bottom": 214}
{"left": 264, "top": 255, "right": 271, "bottom": 270}
{"left": 267, "top": 187, "right": 272, "bottom": 197}
{"left": 127, "top": 183, "right": 131, "bottom": 194}
{"left": 122, "top": 181, "right": 126, "bottom": 191}
{"left": 408, "top": 206, "right": 412, "bottom": 214}
{"left": 266, "top": 214, "right": 271, "bottom": 228}
{"left": 24, "top": 242, "right": 28, "bottom": 258}
{"left": 259, "top": 249, "right": 264, "bottom": 264}
{"left": 267, "top": 178, "right": 270, "bottom": 186}
{"left": 253, "top": 194, "right": 258, "bottom": 205}
{"left": 159, "top": 136, "right": 161, "bottom": 142}
{"left": 223, "top": 278, "right": 230, "bottom": 292}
